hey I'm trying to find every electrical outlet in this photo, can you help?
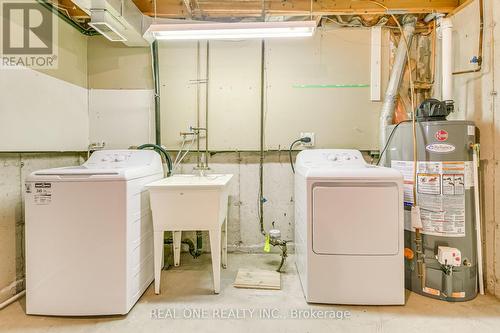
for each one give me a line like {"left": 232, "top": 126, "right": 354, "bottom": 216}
{"left": 300, "top": 132, "right": 315, "bottom": 147}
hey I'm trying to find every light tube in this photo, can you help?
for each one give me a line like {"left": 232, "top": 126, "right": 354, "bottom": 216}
{"left": 146, "top": 21, "right": 317, "bottom": 40}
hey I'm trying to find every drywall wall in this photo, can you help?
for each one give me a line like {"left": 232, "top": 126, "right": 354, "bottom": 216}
{"left": 449, "top": 0, "right": 500, "bottom": 297}
{"left": 87, "top": 36, "right": 153, "bottom": 90}
{"left": 207, "top": 40, "right": 262, "bottom": 150}
{"left": 0, "top": 68, "right": 89, "bottom": 151}
{"left": 0, "top": 153, "right": 83, "bottom": 304}
{"left": 158, "top": 41, "right": 202, "bottom": 148}
{"left": 87, "top": 36, "right": 154, "bottom": 149}
{"left": 36, "top": 7, "right": 88, "bottom": 88}
{"left": 89, "top": 89, "right": 155, "bottom": 148}
{"left": 159, "top": 27, "right": 390, "bottom": 150}
{"left": 265, "top": 28, "right": 390, "bottom": 150}
{"left": 0, "top": 3, "right": 89, "bottom": 152}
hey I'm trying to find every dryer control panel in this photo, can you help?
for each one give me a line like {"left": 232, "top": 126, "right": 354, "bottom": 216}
{"left": 299, "top": 149, "right": 367, "bottom": 169}
{"left": 326, "top": 150, "right": 364, "bottom": 165}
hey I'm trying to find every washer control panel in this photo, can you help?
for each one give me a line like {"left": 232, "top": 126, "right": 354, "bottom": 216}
{"left": 85, "top": 150, "right": 159, "bottom": 169}
{"left": 99, "top": 152, "right": 131, "bottom": 163}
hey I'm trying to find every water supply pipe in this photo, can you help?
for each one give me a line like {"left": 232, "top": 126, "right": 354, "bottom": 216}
{"left": 152, "top": 41, "right": 162, "bottom": 146}
{"left": 472, "top": 144, "right": 485, "bottom": 295}
{"left": 0, "top": 290, "right": 25, "bottom": 310}
{"left": 258, "top": 39, "right": 266, "bottom": 236}
{"left": 379, "top": 16, "right": 417, "bottom": 150}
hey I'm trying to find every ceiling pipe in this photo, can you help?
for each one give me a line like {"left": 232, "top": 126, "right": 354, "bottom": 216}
{"left": 379, "top": 15, "right": 417, "bottom": 151}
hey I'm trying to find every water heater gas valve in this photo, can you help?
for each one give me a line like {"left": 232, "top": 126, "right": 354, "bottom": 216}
{"left": 437, "top": 246, "right": 462, "bottom": 267}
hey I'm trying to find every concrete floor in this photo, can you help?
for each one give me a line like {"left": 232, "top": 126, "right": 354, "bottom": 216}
{"left": 1, "top": 253, "right": 500, "bottom": 333}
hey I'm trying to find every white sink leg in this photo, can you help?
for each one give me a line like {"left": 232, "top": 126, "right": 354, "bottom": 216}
{"left": 209, "top": 228, "right": 221, "bottom": 294}
{"left": 173, "top": 231, "right": 182, "bottom": 267}
{"left": 222, "top": 218, "right": 227, "bottom": 269}
{"left": 154, "top": 230, "right": 164, "bottom": 295}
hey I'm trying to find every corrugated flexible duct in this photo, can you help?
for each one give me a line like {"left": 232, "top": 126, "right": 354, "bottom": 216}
{"left": 379, "top": 16, "right": 417, "bottom": 151}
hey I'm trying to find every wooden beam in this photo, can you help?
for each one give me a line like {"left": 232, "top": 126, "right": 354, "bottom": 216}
{"left": 52, "top": 0, "right": 88, "bottom": 18}
{"left": 134, "top": 0, "right": 461, "bottom": 18}
{"left": 447, "top": 0, "right": 475, "bottom": 16}
{"left": 182, "top": 0, "right": 193, "bottom": 18}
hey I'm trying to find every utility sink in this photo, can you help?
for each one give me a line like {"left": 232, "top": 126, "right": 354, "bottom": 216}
{"left": 148, "top": 173, "right": 232, "bottom": 190}
{"left": 146, "top": 174, "right": 233, "bottom": 294}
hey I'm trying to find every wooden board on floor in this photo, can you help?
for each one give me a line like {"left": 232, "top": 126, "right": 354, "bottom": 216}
{"left": 233, "top": 269, "right": 281, "bottom": 290}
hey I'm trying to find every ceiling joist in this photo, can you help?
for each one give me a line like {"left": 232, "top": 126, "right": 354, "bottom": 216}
{"left": 51, "top": 0, "right": 471, "bottom": 28}
{"left": 135, "top": 0, "right": 464, "bottom": 18}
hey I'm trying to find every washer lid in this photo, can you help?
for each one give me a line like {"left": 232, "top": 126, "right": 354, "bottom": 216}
{"left": 33, "top": 166, "right": 118, "bottom": 175}
{"left": 27, "top": 150, "right": 163, "bottom": 182}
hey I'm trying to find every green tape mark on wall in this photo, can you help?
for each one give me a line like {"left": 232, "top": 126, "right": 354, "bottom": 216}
{"left": 292, "top": 84, "right": 370, "bottom": 88}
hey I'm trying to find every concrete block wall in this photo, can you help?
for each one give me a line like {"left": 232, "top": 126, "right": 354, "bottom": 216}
{"left": 171, "top": 150, "right": 374, "bottom": 257}
{"left": 171, "top": 151, "right": 295, "bottom": 255}
{"left": 0, "top": 153, "right": 83, "bottom": 303}
{"left": 449, "top": 0, "right": 500, "bottom": 298}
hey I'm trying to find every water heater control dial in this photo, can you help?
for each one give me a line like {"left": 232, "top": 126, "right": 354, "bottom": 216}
{"left": 437, "top": 246, "right": 462, "bottom": 267}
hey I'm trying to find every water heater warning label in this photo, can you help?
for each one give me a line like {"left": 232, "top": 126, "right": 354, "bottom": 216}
{"left": 391, "top": 161, "right": 471, "bottom": 237}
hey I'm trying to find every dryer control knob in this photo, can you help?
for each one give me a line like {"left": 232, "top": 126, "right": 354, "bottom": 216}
{"left": 328, "top": 154, "right": 338, "bottom": 161}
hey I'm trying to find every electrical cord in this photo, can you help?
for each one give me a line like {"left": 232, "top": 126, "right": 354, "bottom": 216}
{"left": 376, "top": 120, "right": 412, "bottom": 166}
{"left": 289, "top": 137, "right": 312, "bottom": 174}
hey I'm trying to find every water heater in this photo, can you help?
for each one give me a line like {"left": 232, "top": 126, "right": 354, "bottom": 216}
{"left": 385, "top": 118, "right": 478, "bottom": 301}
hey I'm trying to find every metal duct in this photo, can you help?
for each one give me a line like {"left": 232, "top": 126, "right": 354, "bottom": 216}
{"left": 71, "top": 0, "right": 151, "bottom": 46}
{"left": 379, "top": 16, "right": 417, "bottom": 150}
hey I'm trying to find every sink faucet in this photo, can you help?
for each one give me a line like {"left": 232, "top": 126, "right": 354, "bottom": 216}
{"left": 190, "top": 126, "right": 210, "bottom": 176}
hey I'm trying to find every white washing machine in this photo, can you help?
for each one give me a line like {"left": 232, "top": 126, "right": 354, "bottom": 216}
{"left": 25, "top": 150, "right": 163, "bottom": 315}
{"left": 294, "top": 149, "right": 404, "bottom": 305}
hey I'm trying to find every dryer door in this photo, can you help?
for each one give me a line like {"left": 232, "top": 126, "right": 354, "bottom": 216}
{"left": 312, "top": 183, "right": 399, "bottom": 255}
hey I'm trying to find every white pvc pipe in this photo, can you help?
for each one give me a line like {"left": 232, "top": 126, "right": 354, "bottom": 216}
{"left": 0, "top": 290, "right": 25, "bottom": 310}
{"left": 440, "top": 17, "right": 454, "bottom": 101}
{"left": 473, "top": 148, "right": 485, "bottom": 295}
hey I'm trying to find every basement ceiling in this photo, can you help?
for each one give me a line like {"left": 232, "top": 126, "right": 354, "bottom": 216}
{"left": 53, "top": 0, "right": 471, "bottom": 23}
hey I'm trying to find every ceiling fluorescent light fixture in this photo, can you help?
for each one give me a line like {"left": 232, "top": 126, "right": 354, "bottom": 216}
{"left": 147, "top": 21, "right": 317, "bottom": 40}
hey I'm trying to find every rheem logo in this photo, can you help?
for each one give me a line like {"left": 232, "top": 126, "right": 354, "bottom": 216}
{"left": 435, "top": 129, "right": 449, "bottom": 142}
{"left": 1, "top": 0, "right": 58, "bottom": 68}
